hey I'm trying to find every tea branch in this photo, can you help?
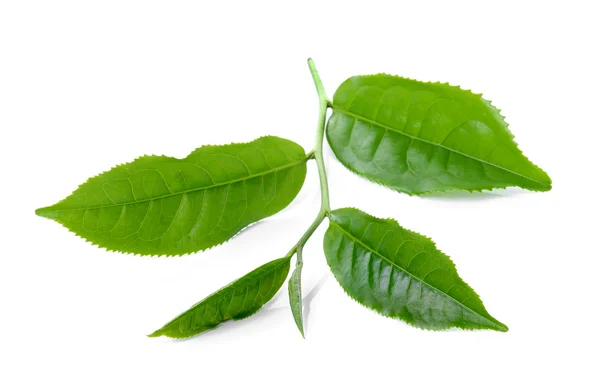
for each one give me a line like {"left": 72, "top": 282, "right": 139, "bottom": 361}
{"left": 286, "top": 58, "right": 331, "bottom": 258}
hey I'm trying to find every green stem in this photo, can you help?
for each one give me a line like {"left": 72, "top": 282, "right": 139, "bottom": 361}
{"left": 308, "top": 58, "right": 328, "bottom": 104}
{"left": 308, "top": 58, "right": 331, "bottom": 213}
{"left": 286, "top": 58, "right": 331, "bottom": 258}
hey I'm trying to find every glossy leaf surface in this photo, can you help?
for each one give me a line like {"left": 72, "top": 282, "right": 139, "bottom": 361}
{"left": 36, "top": 136, "right": 308, "bottom": 255}
{"left": 288, "top": 260, "right": 304, "bottom": 337}
{"left": 324, "top": 208, "right": 507, "bottom": 331}
{"left": 327, "top": 75, "right": 551, "bottom": 194}
{"left": 149, "top": 257, "right": 291, "bottom": 339}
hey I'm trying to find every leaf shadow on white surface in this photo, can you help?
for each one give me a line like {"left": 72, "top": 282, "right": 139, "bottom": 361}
{"left": 227, "top": 219, "right": 268, "bottom": 241}
{"left": 301, "top": 273, "right": 329, "bottom": 335}
{"left": 419, "top": 187, "right": 530, "bottom": 201}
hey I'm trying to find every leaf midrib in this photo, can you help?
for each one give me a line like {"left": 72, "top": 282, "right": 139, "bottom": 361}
{"left": 332, "top": 106, "right": 547, "bottom": 188}
{"left": 43, "top": 156, "right": 308, "bottom": 213}
{"left": 328, "top": 217, "right": 503, "bottom": 329}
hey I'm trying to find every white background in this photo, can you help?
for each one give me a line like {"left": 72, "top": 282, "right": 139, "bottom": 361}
{"left": 1, "top": 1, "right": 598, "bottom": 380}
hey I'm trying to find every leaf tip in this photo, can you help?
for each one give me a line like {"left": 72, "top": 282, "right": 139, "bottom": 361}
{"left": 35, "top": 206, "right": 55, "bottom": 219}
{"left": 495, "top": 321, "right": 509, "bottom": 332}
{"left": 532, "top": 170, "right": 552, "bottom": 192}
{"left": 487, "top": 317, "right": 508, "bottom": 332}
{"left": 294, "top": 322, "right": 305, "bottom": 339}
{"left": 147, "top": 329, "right": 164, "bottom": 338}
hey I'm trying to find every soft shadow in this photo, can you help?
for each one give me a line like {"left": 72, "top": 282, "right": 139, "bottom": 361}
{"left": 420, "top": 187, "right": 529, "bottom": 201}
{"left": 302, "top": 273, "right": 329, "bottom": 335}
{"left": 229, "top": 219, "right": 267, "bottom": 239}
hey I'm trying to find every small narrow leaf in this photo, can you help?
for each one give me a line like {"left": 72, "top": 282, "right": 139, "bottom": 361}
{"left": 288, "top": 260, "right": 304, "bottom": 338}
{"left": 327, "top": 74, "right": 551, "bottom": 194}
{"left": 324, "top": 208, "right": 507, "bottom": 332}
{"left": 36, "top": 136, "right": 308, "bottom": 255}
{"left": 149, "top": 256, "right": 291, "bottom": 339}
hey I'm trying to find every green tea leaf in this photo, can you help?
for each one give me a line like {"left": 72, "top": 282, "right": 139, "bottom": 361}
{"left": 324, "top": 208, "right": 507, "bottom": 331}
{"left": 288, "top": 259, "right": 304, "bottom": 338}
{"left": 36, "top": 136, "right": 308, "bottom": 255}
{"left": 327, "top": 74, "right": 551, "bottom": 194}
{"left": 149, "top": 256, "right": 291, "bottom": 339}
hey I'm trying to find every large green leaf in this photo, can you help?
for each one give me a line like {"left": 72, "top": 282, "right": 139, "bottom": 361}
{"left": 149, "top": 257, "right": 291, "bottom": 339}
{"left": 36, "top": 136, "right": 308, "bottom": 255}
{"left": 327, "top": 74, "right": 551, "bottom": 194}
{"left": 324, "top": 208, "right": 507, "bottom": 331}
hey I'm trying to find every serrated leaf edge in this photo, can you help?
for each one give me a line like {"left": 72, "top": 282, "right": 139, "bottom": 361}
{"left": 329, "top": 74, "right": 552, "bottom": 195}
{"left": 35, "top": 136, "right": 309, "bottom": 256}
{"left": 325, "top": 207, "right": 508, "bottom": 332}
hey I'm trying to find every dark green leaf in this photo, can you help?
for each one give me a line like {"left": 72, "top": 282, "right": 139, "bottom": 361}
{"left": 149, "top": 256, "right": 291, "bottom": 339}
{"left": 288, "top": 260, "right": 304, "bottom": 338}
{"left": 327, "top": 74, "right": 551, "bottom": 194}
{"left": 324, "top": 208, "right": 507, "bottom": 331}
{"left": 36, "top": 136, "right": 308, "bottom": 255}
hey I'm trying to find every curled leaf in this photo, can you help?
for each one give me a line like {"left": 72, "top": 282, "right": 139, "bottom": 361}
{"left": 288, "top": 260, "right": 304, "bottom": 338}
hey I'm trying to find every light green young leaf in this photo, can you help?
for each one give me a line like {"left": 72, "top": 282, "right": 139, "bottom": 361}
{"left": 149, "top": 256, "right": 291, "bottom": 339}
{"left": 36, "top": 136, "right": 308, "bottom": 255}
{"left": 327, "top": 74, "right": 551, "bottom": 194}
{"left": 324, "top": 208, "right": 507, "bottom": 332}
{"left": 288, "top": 259, "right": 304, "bottom": 338}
